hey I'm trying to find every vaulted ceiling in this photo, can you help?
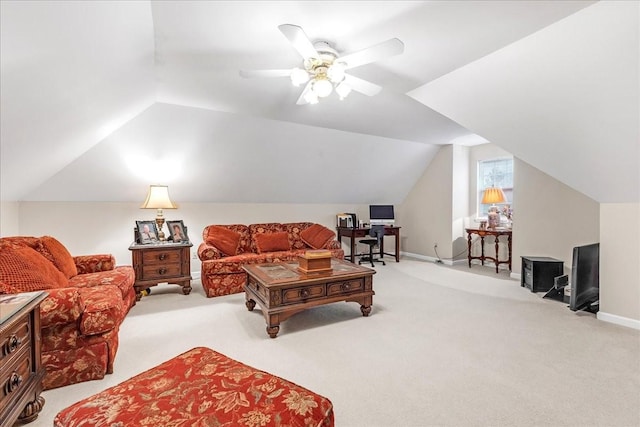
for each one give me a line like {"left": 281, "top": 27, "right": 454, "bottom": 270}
{"left": 1, "top": 1, "right": 637, "bottom": 204}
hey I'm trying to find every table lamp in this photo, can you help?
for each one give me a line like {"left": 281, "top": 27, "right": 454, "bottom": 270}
{"left": 141, "top": 185, "right": 177, "bottom": 241}
{"left": 481, "top": 187, "right": 506, "bottom": 228}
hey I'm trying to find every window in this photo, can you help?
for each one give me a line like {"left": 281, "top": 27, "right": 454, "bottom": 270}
{"left": 477, "top": 157, "right": 513, "bottom": 217}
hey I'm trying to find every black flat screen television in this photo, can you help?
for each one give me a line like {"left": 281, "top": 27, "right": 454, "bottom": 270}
{"left": 569, "top": 242, "right": 599, "bottom": 313}
{"left": 369, "top": 205, "right": 394, "bottom": 220}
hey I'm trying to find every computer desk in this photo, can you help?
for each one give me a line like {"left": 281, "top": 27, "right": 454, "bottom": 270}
{"left": 336, "top": 226, "right": 401, "bottom": 263}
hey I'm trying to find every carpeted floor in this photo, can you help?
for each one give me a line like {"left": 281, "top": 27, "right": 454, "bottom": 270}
{"left": 38, "top": 258, "right": 640, "bottom": 426}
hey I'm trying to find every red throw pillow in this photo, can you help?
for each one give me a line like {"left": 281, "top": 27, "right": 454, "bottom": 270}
{"left": 254, "top": 232, "right": 290, "bottom": 254}
{"left": 0, "top": 246, "right": 68, "bottom": 292}
{"left": 300, "top": 224, "right": 335, "bottom": 249}
{"left": 205, "top": 226, "right": 241, "bottom": 256}
{"left": 39, "top": 236, "right": 78, "bottom": 279}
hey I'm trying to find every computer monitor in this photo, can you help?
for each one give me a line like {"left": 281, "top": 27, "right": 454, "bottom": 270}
{"left": 369, "top": 205, "right": 395, "bottom": 225}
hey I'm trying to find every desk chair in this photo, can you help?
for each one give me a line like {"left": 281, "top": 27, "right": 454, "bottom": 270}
{"left": 358, "top": 225, "right": 386, "bottom": 267}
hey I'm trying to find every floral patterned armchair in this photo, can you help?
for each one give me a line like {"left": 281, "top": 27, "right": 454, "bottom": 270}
{"left": 0, "top": 236, "right": 136, "bottom": 389}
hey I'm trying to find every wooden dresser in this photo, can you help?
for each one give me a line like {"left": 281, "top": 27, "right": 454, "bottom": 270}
{"left": 129, "top": 242, "right": 193, "bottom": 300}
{"left": 0, "top": 291, "right": 47, "bottom": 426}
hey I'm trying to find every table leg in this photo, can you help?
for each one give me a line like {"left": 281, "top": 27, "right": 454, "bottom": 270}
{"left": 508, "top": 234, "right": 512, "bottom": 271}
{"left": 350, "top": 236, "right": 356, "bottom": 263}
{"left": 395, "top": 231, "right": 400, "bottom": 262}
{"left": 380, "top": 236, "right": 385, "bottom": 259}
{"left": 480, "top": 236, "right": 485, "bottom": 265}
{"left": 467, "top": 232, "right": 472, "bottom": 267}
{"left": 494, "top": 235, "right": 500, "bottom": 273}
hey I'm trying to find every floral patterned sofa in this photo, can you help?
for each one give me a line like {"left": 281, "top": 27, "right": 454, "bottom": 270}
{"left": 198, "top": 222, "right": 344, "bottom": 297}
{"left": 0, "top": 236, "right": 136, "bottom": 390}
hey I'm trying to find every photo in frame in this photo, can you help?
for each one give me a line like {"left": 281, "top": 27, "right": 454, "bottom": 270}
{"left": 167, "top": 220, "right": 189, "bottom": 243}
{"left": 136, "top": 220, "right": 159, "bottom": 244}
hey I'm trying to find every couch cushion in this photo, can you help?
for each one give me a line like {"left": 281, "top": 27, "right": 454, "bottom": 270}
{"left": 40, "top": 287, "right": 84, "bottom": 328}
{"left": 78, "top": 286, "right": 125, "bottom": 336}
{"left": 300, "top": 224, "right": 336, "bottom": 250}
{"left": 283, "top": 222, "right": 314, "bottom": 250}
{"left": 205, "top": 226, "right": 241, "bottom": 256}
{"left": 255, "top": 232, "right": 290, "bottom": 253}
{"left": 0, "top": 246, "right": 68, "bottom": 292}
{"left": 68, "top": 266, "right": 135, "bottom": 300}
{"left": 39, "top": 236, "right": 78, "bottom": 279}
{"left": 249, "top": 223, "right": 286, "bottom": 253}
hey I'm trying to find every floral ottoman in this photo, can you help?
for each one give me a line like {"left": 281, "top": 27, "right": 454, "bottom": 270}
{"left": 53, "top": 347, "right": 334, "bottom": 427}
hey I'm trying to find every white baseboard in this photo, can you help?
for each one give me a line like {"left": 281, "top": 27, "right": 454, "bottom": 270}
{"left": 401, "top": 251, "right": 449, "bottom": 264}
{"left": 400, "top": 251, "right": 468, "bottom": 266}
{"left": 510, "top": 272, "right": 521, "bottom": 281}
{"left": 597, "top": 311, "right": 640, "bottom": 330}
{"left": 191, "top": 271, "right": 201, "bottom": 280}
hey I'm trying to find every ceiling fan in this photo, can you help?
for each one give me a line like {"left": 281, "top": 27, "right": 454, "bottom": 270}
{"left": 240, "top": 24, "right": 404, "bottom": 105}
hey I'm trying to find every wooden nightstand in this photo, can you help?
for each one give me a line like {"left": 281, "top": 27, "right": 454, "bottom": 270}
{"left": 129, "top": 242, "right": 193, "bottom": 300}
{"left": 0, "top": 291, "right": 47, "bottom": 425}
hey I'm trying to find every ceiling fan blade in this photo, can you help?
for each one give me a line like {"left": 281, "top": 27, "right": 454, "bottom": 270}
{"left": 343, "top": 74, "right": 382, "bottom": 96}
{"left": 339, "top": 38, "right": 404, "bottom": 70}
{"left": 278, "top": 24, "right": 318, "bottom": 60}
{"left": 296, "top": 81, "right": 314, "bottom": 105}
{"left": 239, "top": 69, "right": 291, "bottom": 78}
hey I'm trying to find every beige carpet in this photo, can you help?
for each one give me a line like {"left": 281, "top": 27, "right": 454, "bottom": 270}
{"left": 37, "top": 259, "right": 639, "bottom": 426}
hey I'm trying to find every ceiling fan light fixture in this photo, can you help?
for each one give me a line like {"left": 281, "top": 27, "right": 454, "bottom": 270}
{"left": 335, "top": 81, "right": 352, "bottom": 100}
{"left": 304, "top": 90, "right": 319, "bottom": 104}
{"left": 290, "top": 67, "right": 309, "bottom": 86}
{"left": 312, "top": 78, "right": 333, "bottom": 97}
{"left": 327, "top": 62, "right": 346, "bottom": 83}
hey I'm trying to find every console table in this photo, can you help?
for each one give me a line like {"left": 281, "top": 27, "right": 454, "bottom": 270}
{"left": 465, "top": 228, "right": 512, "bottom": 273}
{"left": 337, "top": 226, "right": 401, "bottom": 263}
{"left": 0, "top": 291, "right": 47, "bottom": 425}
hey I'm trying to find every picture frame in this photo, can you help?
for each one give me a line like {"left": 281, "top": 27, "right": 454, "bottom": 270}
{"left": 136, "top": 220, "right": 159, "bottom": 244}
{"left": 167, "top": 220, "right": 189, "bottom": 243}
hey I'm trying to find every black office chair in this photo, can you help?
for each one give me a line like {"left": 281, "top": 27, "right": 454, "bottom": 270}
{"left": 358, "top": 225, "right": 386, "bottom": 267}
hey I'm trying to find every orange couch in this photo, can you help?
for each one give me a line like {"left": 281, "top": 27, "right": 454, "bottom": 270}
{"left": 0, "top": 236, "right": 136, "bottom": 390}
{"left": 198, "top": 222, "right": 344, "bottom": 297}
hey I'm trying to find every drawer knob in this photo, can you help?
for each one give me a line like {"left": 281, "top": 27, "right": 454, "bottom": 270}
{"left": 159, "top": 254, "right": 167, "bottom": 260}
{"left": 158, "top": 268, "right": 167, "bottom": 275}
{"left": 7, "top": 334, "right": 21, "bottom": 354}
{"left": 340, "top": 283, "right": 351, "bottom": 292}
{"left": 299, "top": 288, "right": 310, "bottom": 298}
{"left": 6, "top": 372, "right": 22, "bottom": 393}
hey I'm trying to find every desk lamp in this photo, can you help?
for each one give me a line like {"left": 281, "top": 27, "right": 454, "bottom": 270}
{"left": 481, "top": 187, "right": 506, "bottom": 228}
{"left": 141, "top": 185, "right": 177, "bottom": 241}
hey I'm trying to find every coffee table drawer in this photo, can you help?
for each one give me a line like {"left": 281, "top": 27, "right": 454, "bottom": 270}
{"left": 282, "top": 284, "right": 325, "bottom": 304}
{"left": 327, "top": 279, "right": 363, "bottom": 296}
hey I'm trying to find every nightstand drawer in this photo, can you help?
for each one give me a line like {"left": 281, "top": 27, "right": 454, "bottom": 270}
{"left": 142, "top": 264, "right": 182, "bottom": 279}
{"left": 0, "top": 315, "right": 30, "bottom": 364}
{"left": 0, "top": 344, "right": 32, "bottom": 411}
{"left": 142, "top": 250, "right": 181, "bottom": 265}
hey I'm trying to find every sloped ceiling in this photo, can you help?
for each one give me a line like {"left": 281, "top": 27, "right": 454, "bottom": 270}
{"left": 409, "top": 1, "right": 639, "bottom": 203}
{"left": 0, "top": 1, "right": 156, "bottom": 201}
{"left": 1, "top": 0, "right": 607, "bottom": 203}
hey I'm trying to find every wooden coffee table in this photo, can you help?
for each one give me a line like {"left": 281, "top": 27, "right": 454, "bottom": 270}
{"left": 243, "top": 258, "right": 376, "bottom": 338}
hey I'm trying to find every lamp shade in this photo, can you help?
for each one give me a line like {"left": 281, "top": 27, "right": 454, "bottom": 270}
{"left": 141, "top": 185, "right": 177, "bottom": 209}
{"left": 481, "top": 187, "right": 507, "bottom": 205}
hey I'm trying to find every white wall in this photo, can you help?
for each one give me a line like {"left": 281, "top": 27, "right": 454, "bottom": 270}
{"left": 451, "top": 145, "right": 469, "bottom": 260}
{"left": 0, "top": 201, "right": 20, "bottom": 236}
{"left": 15, "top": 202, "right": 366, "bottom": 276}
{"left": 599, "top": 203, "right": 640, "bottom": 324}
{"left": 512, "top": 158, "right": 600, "bottom": 275}
{"left": 398, "top": 145, "right": 453, "bottom": 259}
